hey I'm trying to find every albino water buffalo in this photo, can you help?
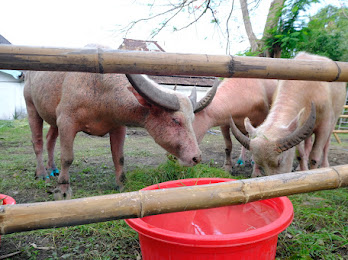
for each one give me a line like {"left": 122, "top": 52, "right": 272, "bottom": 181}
{"left": 231, "top": 52, "right": 346, "bottom": 176}
{"left": 193, "top": 78, "right": 277, "bottom": 172}
{"left": 24, "top": 68, "right": 218, "bottom": 199}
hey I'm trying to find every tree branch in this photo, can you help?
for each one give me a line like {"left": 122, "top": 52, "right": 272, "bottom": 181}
{"left": 121, "top": 0, "right": 196, "bottom": 37}
{"left": 176, "top": 0, "right": 212, "bottom": 31}
{"left": 225, "top": 0, "right": 235, "bottom": 53}
{"left": 150, "top": 2, "right": 187, "bottom": 37}
{"left": 119, "top": 0, "right": 222, "bottom": 41}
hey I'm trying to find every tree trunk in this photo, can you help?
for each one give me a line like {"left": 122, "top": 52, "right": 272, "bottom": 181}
{"left": 240, "top": 0, "right": 285, "bottom": 57}
{"left": 261, "top": 0, "right": 285, "bottom": 57}
{"left": 239, "top": 0, "right": 259, "bottom": 52}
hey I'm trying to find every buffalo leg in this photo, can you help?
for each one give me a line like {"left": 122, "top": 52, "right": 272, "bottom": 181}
{"left": 46, "top": 126, "right": 59, "bottom": 176}
{"left": 110, "top": 126, "right": 127, "bottom": 190}
{"left": 296, "top": 142, "right": 308, "bottom": 171}
{"left": 295, "top": 143, "right": 306, "bottom": 171}
{"left": 26, "top": 101, "right": 47, "bottom": 179}
{"left": 304, "top": 136, "right": 313, "bottom": 156}
{"left": 309, "top": 129, "right": 330, "bottom": 169}
{"left": 321, "top": 135, "right": 331, "bottom": 168}
{"left": 54, "top": 119, "right": 77, "bottom": 200}
{"left": 296, "top": 136, "right": 313, "bottom": 171}
{"left": 221, "top": 125, "right": 233, "bottom": 172}
{"left": 237, "top": 147, "right": 247, "bottom": 166}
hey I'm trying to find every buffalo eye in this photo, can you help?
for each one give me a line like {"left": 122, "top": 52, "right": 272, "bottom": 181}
{"left": 172, "top": 118, "right": 181, "bottom": 126}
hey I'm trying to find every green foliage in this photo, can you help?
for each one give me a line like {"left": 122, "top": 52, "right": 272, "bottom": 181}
{"left": 241, "top": 1, "right": 348, "bottom": 61}
{"left": 295, "top": 5, "right": 348, "bottom": 61}
{"left": 264, "top": 0, "right": 318, "bottom": 58}
{"left": 235, "top": 49, "right": 262, "bottom": 57}
{"left": 265, "top": 1, "right": 348, "bottom": 60}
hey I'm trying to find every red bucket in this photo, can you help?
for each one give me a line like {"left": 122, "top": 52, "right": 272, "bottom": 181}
{"left": 126, "top": 178, "right": 293, "bottom": 260}
{"left": 0, "top": 194, "right": 16, "bottom": 246}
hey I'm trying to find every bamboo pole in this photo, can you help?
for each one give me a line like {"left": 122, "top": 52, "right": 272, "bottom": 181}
{"left": 0, "top": 44, "right": 347, "bottom": 82}
{"left": 1, "top": 165, "right": 347, "bottom": 235}
{"left": 333, "top": 130, "right": 348, "bottom": 133}
{"left": 333, "top": 132, "right": 342, "bottom": 144}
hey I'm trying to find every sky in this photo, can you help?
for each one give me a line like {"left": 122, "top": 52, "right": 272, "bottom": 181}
{"left": 0, "top": 0, "right": 344, "bottom": 55}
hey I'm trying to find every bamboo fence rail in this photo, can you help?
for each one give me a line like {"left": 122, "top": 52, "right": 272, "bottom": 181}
{"left": 0, "top": 44, "right": 347, "bottom": 82}
{"left": 1, "top": 165, "right": 347, "bottom": 235}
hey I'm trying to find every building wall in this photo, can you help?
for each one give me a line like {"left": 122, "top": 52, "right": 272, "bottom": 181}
{"left": 0, "top": 72, "right": 26, "bottom": 120}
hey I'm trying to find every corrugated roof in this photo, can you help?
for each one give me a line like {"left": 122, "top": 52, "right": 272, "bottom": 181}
{"left": 118, "top": 38, "right": 215, "bottom": 87}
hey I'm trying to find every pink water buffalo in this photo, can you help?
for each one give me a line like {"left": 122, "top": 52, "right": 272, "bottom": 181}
{"left": 231, "top": 52, "right": 346, "bottom": 176}
{"left": 193, "top": 78, "right": 277, "bottom": 172}
{"left": 24, "top": 64, "right": 218, "bottom": 199}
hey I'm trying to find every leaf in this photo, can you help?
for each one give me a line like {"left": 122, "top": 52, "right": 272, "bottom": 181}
{"left": 281, "top": 37, "right": 290, "bottom": 43}
{"left": 291, "top": 32, "right": 301, "bottom": 37}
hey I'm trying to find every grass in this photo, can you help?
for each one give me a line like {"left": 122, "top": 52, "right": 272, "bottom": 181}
{"left": 278, "top": 189, "right": 347, "bottom": 259}
{"left": 0, "top": 119, "right": 347, "bottom": 259}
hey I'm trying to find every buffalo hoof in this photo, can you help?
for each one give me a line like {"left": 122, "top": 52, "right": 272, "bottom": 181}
{"left": 35, "top": 174, "right": 49, "bottom": 181}
{"left": 223, "top": 164, "right": 232, "bottom": 173}
{"left": 116, "top": 173, "right": 126, "bottom": 192}
{"left": 53, "top": 184, "right": 72, "bottom": 200}
{"left": 35, "top": 168, "right": 49, "bottom": 180}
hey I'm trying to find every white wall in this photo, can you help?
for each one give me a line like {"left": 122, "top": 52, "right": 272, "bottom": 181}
{"left": 0, "top": 72, "right": 26, "bottom": 120}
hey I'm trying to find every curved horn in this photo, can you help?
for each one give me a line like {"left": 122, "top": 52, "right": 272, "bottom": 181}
{"left": 194, "top": 78, "right": 221, "bottom": 113}
{"left": 126, "top": 74, "right": 180, "bottom": 111}
{"left": 189, "top": 87, "right": 197, "bottom": 110}
{"left": 277, "top": 102, "right": 316, "bottom": 153}
{"left": 230, "top": 117, "right": 250, "bottom": 150}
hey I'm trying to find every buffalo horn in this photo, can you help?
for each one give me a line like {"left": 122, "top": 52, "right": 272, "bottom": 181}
{"left": 126, "top": 74, "right": 180, "bottom": 111}
{"left": 194, "top": 78, "right": 220, "bottom": 113}
{"left": 230, "top": 117, "right": 250, "bottom": 150}
{"left": 277, "top": 102, "right": 316, "bottom": 153}
{"left": 189, "top": 87, "right": 198, "bottom": 110}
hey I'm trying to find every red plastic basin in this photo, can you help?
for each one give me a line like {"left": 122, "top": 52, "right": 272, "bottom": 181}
{"left": 125, "top": 178, "right": 294, "bottom": 260}
{"left": 0, "top": 194, "right": 16, "bottom": 246}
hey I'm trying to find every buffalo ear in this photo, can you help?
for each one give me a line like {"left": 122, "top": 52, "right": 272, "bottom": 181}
{"left": 129, "top": 87, "right": 152, "bottom": 108}
{"left": 286, "top": 108, "right": 304, "bottom": 132}
{"left": 245, "top": 117, "right": 256, "bottom": 135}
